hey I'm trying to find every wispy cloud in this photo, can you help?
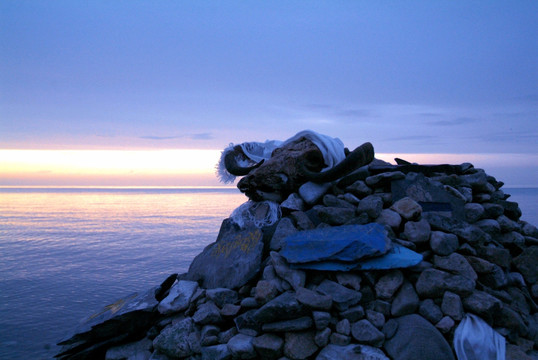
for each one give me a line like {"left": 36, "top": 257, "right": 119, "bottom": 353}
{"left": 385, "top": 135, "right": 437, "bottom": 142}
{"left": 139, "top": 133, "right": 214, "bottom": 141}
{"left": 190, "top": 133, "right": 213, "bottom": 140}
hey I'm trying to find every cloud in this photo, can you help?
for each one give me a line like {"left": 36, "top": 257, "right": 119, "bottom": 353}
{"left": 428, "top": 117, "right": 477, "bottom": 126}
{"left": 139, "top": 136, "right": 181, "bottom": 140}
{"left": 385, "top": 135, "right": 437, "bottom": 142}
{"left": 139, "top": 133, "right": 213, "bottom": 141}
{"left": 190, "top": 133, "right": 213, "bottom": 140}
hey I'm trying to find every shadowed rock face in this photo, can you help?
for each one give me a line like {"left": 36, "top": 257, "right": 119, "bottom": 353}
{"left": 237, "top": 137, "right": 324, "bottom": 202}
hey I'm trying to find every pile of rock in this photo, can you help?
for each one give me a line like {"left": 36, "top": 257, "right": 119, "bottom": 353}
{"left": 56, "top": 157, "right": 538, "bottom": 360}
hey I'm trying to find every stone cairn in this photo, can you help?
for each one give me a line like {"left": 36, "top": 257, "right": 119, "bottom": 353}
{"left": 56, "top": 153, "right": 538, "bottom": 360}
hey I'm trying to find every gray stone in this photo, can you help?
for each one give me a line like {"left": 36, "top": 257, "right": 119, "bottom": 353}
{"left": 475, "top": 218, "right": 501, "bottom": 234}
{"left": 461, "top": 169, "right": 490, "bottom": 192}
{"left": 462, "top": 290, "right": 502, "bottom": 324}
{"left": 296, "top": 287, "right": 332, "bottom": 310}
{"left": 435, "top": 316, "right": 455, "bottom": 334}
{"left": 513, "top": 246, "right": 538, "bottom": 284}
{"left": 336, "top": 319, "right": 351, "bottom": 335}
{"left": 430, "top": 231, "right": 459, "bottom": 256}
{"left": 206, "top": 288, "right": 238, "bottom": 308}
{"left": 312, "top": 311, "right": 331, "bottom": 330}
{"left": 476, "top": 246, "right": 511, "bottom": 268}
{"left": 496, "top": 231, "right": 525, "bottom": 246}
{"left": 314, "top": 328, "right": 331, "bottom": 347}
{"left": 200, "top": 325, "right": 220, "bottom": 346}
{"left": 497, "top": 215, "right": 520, "bottom": 232}
{"left": 158, "top": 280, "right": 199, "bottom": 315}
{"left": 403, "top": 219, "right": 431, "bottom": 244}
{"left": 240, "top": 297, "right": 259, "bottom": 309}
{"left": 218, "top": 327, "right": 238, "bottom": 344}
{"left": 351, "top": 319, "right": 384, "bottom": 347}
{"left": 283, "top": 331, "right": 318, "bottom": 360}
{"left": 252, "top": 333, "right": 284, "bottom": 359}
{"left": 433, "top": 253, "right": 477, "bottom": 281}
{"left": 153, "top": 318, "right": 199, "bottom": 359}
{"left": 375, "top": 209, "right": 401, "bottom": 230}
{"left": 234, "top": 310, "right": 261, "bottom": 337}
{"left": 441, "top": 291, "right": 463, "bottom": 321}
{"left": 335, "top": 273, "right": 362, "bottom": 290}
{"left": 105, "top": 338, "right": 152, "bottom": 360}
{"left": 391, "top": 281, "right": 419, "bottom": 317}
{"left": 341, "top": 193, "right": 361, "bottom": 205}
{"left": 187, "top": 219, "right": 264, "bottom": 289}
{"left": 365, "top": 171, "right": 405, "bottom": 187}
{"left": 254, "top": 280, "right": 279, "bottom": 305}
{"left": 270, "top": 217, "right": 298, "bottom": 251}
{"left": 316, "top": 279, "right": 362, "bottom": 311}
{"left": 480, "top": 263, "right": 509, "bottom": 289}
{"left": 465, "top": 255, "right": 495, "bottom": 273}
{"left": 494, "top": 306, "right": 528, "bottom": 336}
{"left": 290, "top": 211, "right": 316, "bottom": 230}
{"left": 271, "top": 251, "right": 306, "bottom": 290}
{"left": 253, "top": 291, "right": 305, "bottom": 323}
{"left": 201, "top": 344, "right": 231, "bottom": 360}
{"left": 220, "top": 304, "right": 241, "bottom": 318}
{"left": 415, "top": 268, "right": 475, "bottom": 298}
{"left": 193, "top": 301, "right": 222, "bottom": 325}
{"left": 346, "top": 180, "right": 374, "bottom": 198}
{"left": 317, "top": 206, "right": 356, "bottom": 225}
{"left": 340, "top": 305, "right": 366, "bottom": 322}
{"left": 390, "top": 197, "right": 422, "bottom": 221}
{"left": 227, "top": 334, "right": 256, "bottom": 359}
{"left": 366, "top": 310, "right": 385, "bottom": 329}
{"left": 419, "top": 299, "right": 443, "bottom": 324}
{"left": 483, "top": 203, "right": 505, "bottom": 218}
{"left": 357, "top": 195, "right": 384, "bottom": 219}
{"left": 330, "top": 333, "right": 351, "bottom": 346}
{"left": 281, "top": 193, "right": 305, "bottom": 212}
{"left": 497, "top": 199, "right": 522, "bottom": 220}
{"left": 316, "top": 344, "right": 390, "bottom": 360}
{"left": 384, "top": 314, "right": 455, "bottom": 360}
{"left": 464, "top": 203, "right": 484, "bottom": 223}
{"left": 521, "top": 222, "right": 538, "bottom": 237}
{"left": 299, "top": 181, "right": 331, "bottom": 205}
{"left": 375, "top": 270, "right": 403, "bottom": 299}
{"left": 373, "top": 300, "right": 391, "bottom": 317}
{"left": 262, "top": 316, "right": 313, "bottom": 332}
{"left": 323, "top": 194, "right": 356, "bottom": 209}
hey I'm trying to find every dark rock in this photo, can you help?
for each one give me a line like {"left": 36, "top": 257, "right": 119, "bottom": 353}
{"left": 497, "top": 215, "right": 520, "bottom": 232}
{"left": 253, "top": 291, "right": 305, "bottom": 323}
{"left": 497, "top": 200, "right": 522, "bottom": 220}
{"left": 270, "top": 217, "right": 298, "bottom": 251}
{"left": 281, "top": 193, "right": 305, "bottom": 212}
{"left": 187, "top": 219, "right": 264, "bottom": 289}
{"left": 430, "top": 231, "right": 459, "bottom": 256}
{"left": 441, "top": 291, "right": 463, "bottom": 321}
{"left": 357, "top": 195, "right": 384, "bottom": 219}
{"left": 415, "top": 268, "right": 475, "bottom": 298}
{"left": 419, "top": 299, "right": 443, "bottom": 324}
{"left": 483, "top": 203, "right": 505, "bottom": 218}
{"left": 496, "top": 231, "right": 525, "bottom": 247}
{"left": 299, "top": 181, "right": 331, "bottom": 205}
{"left": 271, "top": 251, "right": 306, "bottom": 290}
{"left": 365, "top": 171, "right": 405, "bottom": 187}
{"left": 206, "top": 288, "right": 238, "bottom": 308}
{"left": 335, "top": 318, "right": 351, "bottom": 335}
{"left": 316, "top": 344, "right": 390, "bottom": 360}
{"left": 262, "top": 316, "right": 313, "bottom": 332}
{"left": 383, "top": 314, "right": 455, "bottom": 360}
{"left": 435, "top": 316, "right": 455, "bottom": 334}
{"left": 351, "top": 319, "right": 385, "bottom": 347}
{"left": 475, "top": 219, "right": 501, "bottom": 234}
{"left": 374, "top": 270, "right": 404, "bottom": 299}
{"left": 227, "top": 334, "right": 256, "bottom": 359}
{"left": 158, "top": 280, "right": 198, "bottom": 315}
{"left": 201, "top": 344, "right": 232, "bottom": 360}
{"left": 283, "top": 331, "right": 318, "bottom": 359}
{"left": 105, "top": 338, "right": 152, "bottom": 360}
{"left": 317, "top": 206, "right": 357, "bottom": 225}
{"left": 403, "top": 219, "right": 431, "bottom": 244}
{"left": 254, "top": 280, "right": 279, "bottom": 305}
{"left": 329, "top": 333, "right": 351, "bottom": 346}
{"left": 494, "top": 306, "right": 528, "bottom": 336}
{"left": 340, "top": 305, "right": 366, "bottom": 322}
{"left": 480, "top": 263, "right": 509, "bottom": 289}
{"left": 220, "top": 304, "right": 241, "bottom": 318}
{"left": 513, "top": 246, "right": 538, "bottom": 284}
{"left": 290, "top": 210, "right": 316, "bottom": 230}
{"left": 153, "top": 317, "right": 199, "bottom": 359}
{"left": 323, "top": 194, "right": 356, "bottom": 209}
{"left": 193, "top": 301, "right": 222, "bottom": 325}
{"left": 218, "top": 327, "right": 238, "bottom": 344}
{"left": 296, "top": 287, "right": 333, "bottom": 310}
{"left": 312, "top": 311, "right": 331, "bottom": 330}
{"left": 314, "top": 328, "right": 331, "bottom": 347}
{"left": 462, "top": 290, "right": 502, "bottom": 324}
{"left": 476, "top": 246, "right": 511, "bottom": 268}
{"left": 366, "top": 310, "right": 385, "bottom": 329}
{"left": 390, "top": 197, "right": 422, "bottom": 221}
{"left": 200, "top": 325, "right": 220, "bottom": 346}
{"left": 465, "top": 255, "right": 495, "bottom": 273}
{"left": 346, "top": 180, "right": 373, "bottom": 198}
{"left": 317, "top": 279, "right": 362, "bottom": 311}
{"left": 335, "top": 272, "right": 362, "bottom": 290}
{"left": 252, "top": 333, "right": 284, "bottom": 359}
{"left": 521, "top": 222, "right": 538, "bottom": 238}
{"left": 340, "top": 193, "right": 361, "bottom": 205}
{"left": 433, "top": 253, "right": 477, "bottom": 281}
{"left": 234, "top": 310, "right": 261, "bottom": 337}
{"left": 464, "top": 203, "right": 484, "bottom": 223}
{"left": 391, "top": 281, "right": 419, "bottom": 317}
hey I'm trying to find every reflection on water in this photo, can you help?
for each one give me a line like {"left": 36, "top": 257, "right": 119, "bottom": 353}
{"left": 0, "top": 188, "right": 245, "bottom": 360}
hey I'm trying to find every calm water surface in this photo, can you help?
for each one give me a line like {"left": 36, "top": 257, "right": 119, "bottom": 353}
{"left": 0, "top": 187, "right": 536, "bottom": 359}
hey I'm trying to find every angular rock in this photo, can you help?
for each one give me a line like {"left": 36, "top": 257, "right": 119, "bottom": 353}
{"left": 283, "top": 331, "right": 318, "bottom": 360}
{"left": 200, "top": 325, "right": 220, "bottom": 346}
{"left": 475, "top": 219, "right": 501, "bottom": 234}
{"left": 299, "top": 181, "right": 332, "bottom": 205}
{"left": 340, "top": 305, "right": 366, "bottom": 322}
{"left": 206, "top": 288, "right": 238, "bottom": 308}
{"left": 365, "top": 171, "right": 405, "bottom": 187}
{"left": 220, "top": 304, "right": 241, "bottom": 318}
{"left": 218, "top": 327, "right": 238, "bottom": 344}
{"left": 391, "top": 281, "right": 419, "bottom": 317}
{"left": 312, "top": 311, "right": 331, "bottom": 330}
{"left": 375, "top": 209, "right": 402, "bottom": 230}
{"left": 252, "top": 333, "right": 284, "bottom": 359}
{"left": 262, "top": 316, "right": 313, "bottom": 332}
{"left": 227, "top": 334, "right": 256, "bottom": 359}
{"left": 158, "top": 280, "right": 199, "bottom": 315}
{"left": 187, "top": 219, "right": 264, "bottom": 289}
{"left": 254, "top": 280, "right": 279, "bottom": 305}
{"left": 430, "top": 231, "right": 459, "bottom": 256}
{"left": 435, "top": 316, "right": 455, "bottom": 334}
{"left": 314, "top": 328, "right": 331, "bottom": 347}
{"left": 403, "top": 218, "right": 431, "bottom": 244}
{"left": 433, "top": 253, "right": 477, "bottom": 281}
{"left": 270, "top": 251, "right": 306, "bottom": 290}
{"left": 351, "top": 319, "right": 384, "bottom": 347}
{"left": 483, "top": 203, "right": 505, "bottom": 218}
{"left": 317, "top": 206, "right": 357, "bottom": 225}
{"left": 234, "top": 310, "right": 261, "bottom": 337}
{"left": 336, "top": 318, "right": 351, "bottom": 335}
{"left": 441, "top": 291, "right": 463, "bottom": 321}
{"left": 323, "top": 194, "right": 356, "bottom": 209}
{"left": 316, "top": 344, "right": 390, "bottom": 360}
{"left": 419, "top": 299, "right": 443, "bottom": 324}
{"left": 316, "top": 279, "right": 362, "bottom": 311}
{"left": 513, "top": 246, "right": 538, "bottom": 284}
{"left": 390, "top": 197, "right": 422, "bottom": 221}
{"left": 105, "top": 338, "right": 152, "bottom": 360}
{"left": 476, "top": 246, "right": 511, "bottom": 268}
{"left": 357, "top": 195, "right": 384, "bottom": 219}
{"left": 464, "top": 203, "right": 484, "bottom": 223}
{"left": 281, "top": 193, "right": 305, "bottom": 212}
{"left": 335, "top": 272, "right": 362, "bottom": 290}
{"left": 415, "top": 268, "right": 475, "bottom": 298}
{"left": 290, "top": 210, "right": 316, "bottom": 230}
{"left": 366, "top": 309, "right": 385, "bottom": 329}
{"left": 375, "top": 270, "right": 404, "bottom": 300}
{"left": 201, "top": 344, "right": 231, "bottom": 360}
{"left": 497, "top": 215, "right": 520, "bottom": 232}
{"left": 462, "top": 290, "right": 502, "bottom": 324}
{"left": 346, "top": 180, "right": 374, "bottom": 198}
{"left": 193, "top": 301, "right": 222, "bottom": 325}
{"left": 270, "top": 217, "right": 298, "bottom": 251}
{"left": 296, "top": 286, "right": 333, "bottom": 310}
{"left": 153, "top": 317, "right": 199, "bottom": 359}
{"left": 253, "top": 291, "right": 305, "bottom": 323}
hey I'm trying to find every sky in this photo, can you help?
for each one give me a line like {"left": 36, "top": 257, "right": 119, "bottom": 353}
{"left": 1, "top": 1, "right": 537, "bottom": 187}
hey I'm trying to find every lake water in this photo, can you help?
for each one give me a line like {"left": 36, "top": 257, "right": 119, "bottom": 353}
{"left": 0, "top": 187, "right": 537, "bottom": 359}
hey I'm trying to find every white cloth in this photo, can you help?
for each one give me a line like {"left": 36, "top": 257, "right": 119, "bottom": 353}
{"left": 453, "top": 314, "right": 505, "bottom": 360}
{"left": 216, "top": 130, "right": 346, "bottom": 184}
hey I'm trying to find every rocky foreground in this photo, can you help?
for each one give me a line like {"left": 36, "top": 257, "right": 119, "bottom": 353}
{"left": 56, "top": 159, "right": 538, "bottom": 359}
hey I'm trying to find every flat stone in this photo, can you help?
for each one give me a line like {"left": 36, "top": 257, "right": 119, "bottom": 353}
{"left": 357, "top": 195, "right": 384, "bottom": 219}
{"left": 227, "top": 334, "right": 256, "bottom": 359}
{"left": 193, "top": 301, "right": 222, "bottom": 325}
{"left": 206, "top": 288, "right": 238, "bottom": 308}
{"left": 419, "top": 299, "right": 443, "bottom": 324}
{"left": 314, "top": 328, "right": 331, "bottom": 347}
{"left": 464, "top": 203, "right": 485, "bottom": 223}
{"left": 346, "top": 180, "right": 374, "bottom": 198}
{"left": 365, "top": 171, "right": 405, "bottom": 187}
{"left": 262, "top": 316, "right": 313, "bottom": 332}
{"left": 187, "top": 219, "right": 264, "bottom": 289}
{"left": 462, "top": 290, "right": 502, "bottom": 324}
{"left": 281, "top": 193, "right": 305, "bottom": 212}
{"left": 317, "top": 206, "right": 357, "bottom": 225}
{"left": 323, "top": 194, "right": 356, "bottom": 209}
{"left": 476, "top": 246, "right": 511, "bottom": 268}
{"left": 270, "top": 217, "right": 298, "bottom": 251}
{"left": 253, "top": 291, "right": 305, "bottom": 323}
{"left": 158, "top": 280, "right": 199, "bottom": 315}
{"left": 299, "top": 181, "right": 332, "bottom": 205}
{"left": 283, "top": 331, "right": 318, "bottom": 360}
{"left": 252, "top": 333, "right": 284, "bottom": 359}
{"left": 316, "top": 279, "right": 362, "bottom": 311}
{"left": 316, "top": 344, "right": 390, "bottom": 360}
{"left": 296, "top": 286, "right": 333, "bottom": 310}
{"left": 441, "top": 291, "right": 463, "bottom": 321}
{"left": 415, "top": 268, "right": 475, "bottom": 298}
{"left": 340, "top": 305, "right": 366, "bottom": 322}
{"left": 403, "top": 218, "right": 431, "bottom": 244}
{"left": 270, "top": 251, "right": 306, "bottom": 290}
{"left": 335, "top": 273, "right": 362, "bottom": 290}
{"left": 430, "top": 231, "right": 459, "bottom": 256}
{"left": 384, "top": 314, "right": 455, "bottom": 360}
{"left": 312, "top": 311, "right": 331, "bottom": 330}
{"left": 341, "top": 193, "right": 361, "bottom": 205}
{"left": 433, "top": 253, "right": 477, "bottom": 281}
{"left": 375, "top": 270, "right": 404, "bottom": 299}
{"left": 513, "top": 246, "right": 538, "bottom": 284}
{"left": 351, "top": 319, "right": 384, "bottom": 347}
{"left": 200, "top": 344, "right": 232, "bottom": 360}
{"left": 391, "top": 281, "right": 419, "bottom": 317}
{"left": 153, "top": 318, "right": 199, "bottom": 359}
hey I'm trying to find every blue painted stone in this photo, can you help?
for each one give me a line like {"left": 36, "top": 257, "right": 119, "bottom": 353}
{"left": 280, "top": 223, "right": 390, "bottom": 264}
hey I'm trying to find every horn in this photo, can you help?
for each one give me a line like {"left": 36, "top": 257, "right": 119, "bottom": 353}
{"left": 223, "top": 146, "right": 264, "bottom": 176}
{"left": 301, "top": 142, "right": 374, "bottom": 183}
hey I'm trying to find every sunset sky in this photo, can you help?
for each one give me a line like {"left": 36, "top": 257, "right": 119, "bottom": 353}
{"left": 1, "top": 1, "right": 537, "bottom": 187}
